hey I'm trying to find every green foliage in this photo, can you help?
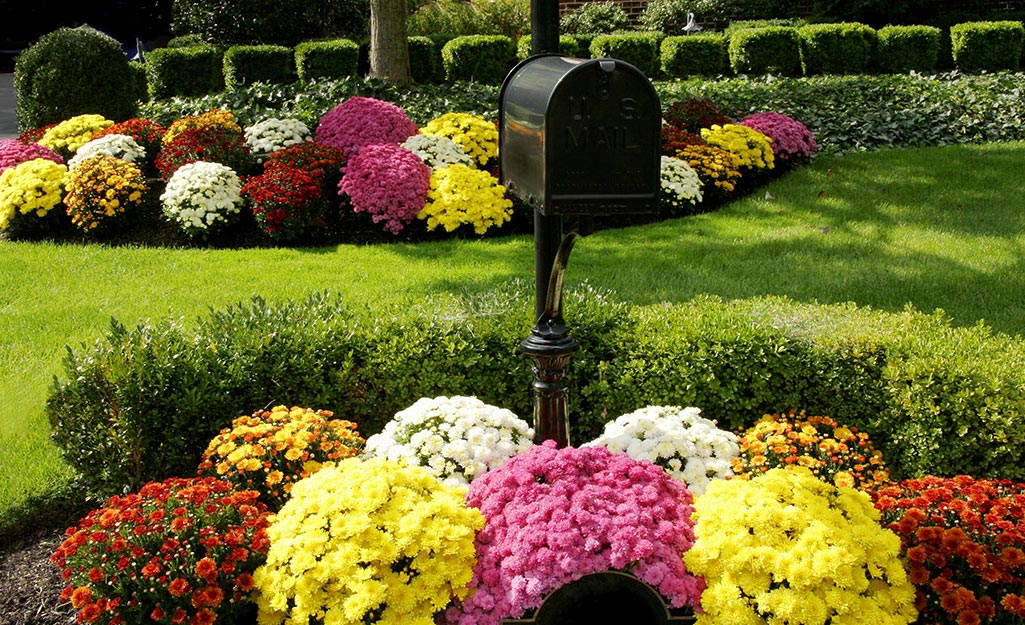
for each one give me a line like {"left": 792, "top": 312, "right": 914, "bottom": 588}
{"left": 725, "top": 18, "right": 807, "bottom": 39}
{"left": 589, "top": 32, "right": 664, "bottom": 77}
{"left": 295, "top": 39, "right": 360, "bottom": 82}
{"left": 660, "top": 35, "right": 728, "bottom": 78}
{"left": 408, "top": 37, "right": 437, "bottom": 83}
{"left": 223, "top": 45, "right": 295, "bottom": 90}
{"left": 46, "top": 289, "right": 1025, "bottom": 494}
{"left": 516, "top": 35, "right": 579, "bottom": 60}
{"left": 728, "top": 26, "right": 803, "bottom": 76}
{"left": 441, "top": 35, "right": 517, "bottom": 84}
{"left": 656, "top": 72, "right": 1025, "bottom": 154}
{"left": 166, "top": 34, "right": 208, "bottom": 48}
{"left": 171, "top": 0, "right": 369, "bottom": 46}
{"left": 14, "top": 26, "right": 138, "bottom": 130}
{"left": 560, "top": 1, "right": 631, "bottom": 35}
{"left": 128, "top": 62, "right": 150, "bottom": 104}
{"left": 876, "top": 25, "right": 941, "bottom": 73}
{"left": 691, "top": 0, "right": 792, "bottom": 29}
{"left": 408, "top": 0, "right": 530, "bottom": 38}
{"left": 640, "top": 0, "right": 698, "bottom": 35}
{"left": 951, "top": 21, "right": 1025, "bottom": 72}
{"left": 798, "top": 22, "right": 877, "bottom": 75}
{"left": 145, "top": 44, "right": 225, "bottom": 100}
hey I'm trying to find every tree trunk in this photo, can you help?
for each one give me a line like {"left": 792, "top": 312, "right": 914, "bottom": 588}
{"left": 369, "top": 0, "right": 411, "bottom": 87}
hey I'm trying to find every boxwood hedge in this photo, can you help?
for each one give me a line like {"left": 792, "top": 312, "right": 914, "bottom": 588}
{"left": 48, "top": 287, "right": 1025, "bottom": 496}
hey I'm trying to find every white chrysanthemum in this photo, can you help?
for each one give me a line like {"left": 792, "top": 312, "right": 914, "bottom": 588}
{"left": 159, "top": 161, "right": 242, "bottom": 235}
{"left": 364, "top": 396, "right": 534, "bottom": 487}
{"left": 586, "top": 405, "right": 739, "bottom": 494}
{"left": 244, "top": 118, "right": 311, "bottom": 156}
{"left": 67, "top": 134, "right": 146, "bottom": 170}
{"left": 401, "top": 133, "right": 474, "bottom": 169}
{"left": 660, "top": 155, "right": 703, "bottom": 209}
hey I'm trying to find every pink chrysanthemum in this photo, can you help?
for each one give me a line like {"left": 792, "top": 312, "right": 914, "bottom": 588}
{"left": 0, "top": 139, "right": 64, "bottom": 173}
{"left": 314, "top": 96, "right": 418, "bottom": 160}
{"left": 738, "top": 111, "right": 818, "bottom": 162}
{"left": 444, "top": 441, "right": 704, "bottom": 625}
{"left": 338, "top": 143, "right": 430, "bottom": 235}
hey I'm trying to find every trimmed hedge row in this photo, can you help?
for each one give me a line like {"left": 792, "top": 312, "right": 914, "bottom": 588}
{"left": 47, "top": 288, "right": 1025, "bottom": 496}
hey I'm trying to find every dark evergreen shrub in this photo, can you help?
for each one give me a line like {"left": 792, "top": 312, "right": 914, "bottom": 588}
{"left": 223, "top": 44, "right": 294, "bottom": 89}
{"left": 295, "top": 39, "right": 360, "bottom": 81}
{"left": 951, "top": 21, "right": 1025, "bottom": 72}
{"left": 589, "top": 32, "right": 663, "bottom": 77}
{"left": 560, "top": 1, "right": 630, "bottom": 35}
{"left": 441, "top": 35, "right": 516, "bottom": 83}
{"left": 144, "top": 44, "right": 224, "bottom": 99}
{"left": 876, "top": 25, "right": 941, "bottom": 73}
{"left": 728, "top": 26, "right": 803, "bottom": 76}
{"left": 798, "top": 22, "right": 877, "bottom": 75}
{"left": 14, "top": 26, "right": 138, "bottom": 130}
{"left": 171, "top": 0, "right": 369, "bottom": 46}
{"left": 660, "top": 35, "right": 728, "bottom": 78}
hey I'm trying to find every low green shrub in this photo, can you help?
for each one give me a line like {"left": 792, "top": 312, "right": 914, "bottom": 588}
{"left": 14, "top": 26, "right": 138, "bottom": 130}
{"left": 407, "top": 0, "right": 529, "bottom": 38}
{"left": 47, "top": 288, "right": 1025, "bottom": 496}
{"left": 407, "top": 36, "right": 436, "bottom": 83}
{"left": 223, "top": 44, "right": 294, "bottom": 89}
{"left": 876, "top": 25, "right": 941, "bottom": 73}
{"left": 171, "top": 0, "right": 369, "bottom": 46}
{"left": 640, "top": 0, "right": 700, "bottom": 35}
{"left": 950, "top": 20, "right": 1025, "bottom": 72}
{"left": 166, "top": 34, "right": 208, "bottom": 48}
{"left": 728, "top": 26, "right": 803, "bottom": 76}
{"left": 295, "top": 39, "right": 360, "bottom": 81}
{"left": 560, "top": 1, "right": 631, "bottom": 34}
{"left": 798, "top": 22, "right": 877, "bottom": 75}
{"left": 660, "top": 35, "right": 728, "bottom": 78}
{"left": 145, "top": 44, "right": 225, "bottom": 100}
{"left": 589, "top": 32, "right": 663, "bottom": 77}
{"left": 441, "top": 35, "right": 516, "bottom": 83}
{"left": 515, "top": 34, "right": 579, "bottom": 60}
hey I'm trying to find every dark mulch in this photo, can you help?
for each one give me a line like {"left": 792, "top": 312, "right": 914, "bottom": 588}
{"left": 0, "top": 530, "right": 76, "bottom": 625}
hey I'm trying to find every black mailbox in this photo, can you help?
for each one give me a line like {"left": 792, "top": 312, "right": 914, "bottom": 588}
{"left": 499, "top": 55, "right": 661, "bottom": 216}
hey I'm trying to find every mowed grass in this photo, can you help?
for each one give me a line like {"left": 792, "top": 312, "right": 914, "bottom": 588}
{"left": 3, "top": 141, "right": 1025, "bottom": 524}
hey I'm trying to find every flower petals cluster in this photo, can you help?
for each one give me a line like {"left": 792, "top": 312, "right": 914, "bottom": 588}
{"left": 163, "top": 109, "right": 242, "bottom": 146}
{"left": 739, "top": 111, "right": 819, "bottom": 162}
{"left": 198, "top": 405, "right": 364, "bottom": 510}
{"left": 242, "top": 165, "right": 329, "bottom": 240}
{"left": 0, "top": 158, "right": 67, "bottom": 231}
{"left": 155, "top": 125, "right": 252, "bottom": 180}
{"left": 39, "top": 114, "right": 114, "bottom": 158}
{"left": 418, "top": 164, "right": 513, "bottom": 235}
{"left": 401, "top": 133, "right": 474, "bottom": 169}
{"left": 93, "top": 118, "right": 167, "bottom": 160}
{"left": 68, "top": 134, "right": 146, "bottom": 170}
{"left": 420, "top": 113, "right": 499, "bottom": 167}
{"left": 338, "top": 142, "right": 430, "bottom": 235}
{"left": 50, "top": 477, "right": 271, "bottom": 625}
{"left": 445, "top": 441, "right": 703, "bottom": 625}
{"left": 314, "top": 96, "right": 418, "bottom": 159}
{"left": 700, "top": 123, "right": 775, "bottom": 170}
{"left": 364, "top": 396, "right": 533, "bottom": 487}
{"left": 660, "top": 124, "right": 706, "bottom": 156}
{"left": 254, "top": 457, "right": 484, "bottom": 625}
{"left": 732, "top": 411, "right": 891, "bottom": 491}
{"left": 64, "top": 155, "right": 148, "bottom": 231}
{"left": 0, "top": 139, "right": 63, "bottom": 173}
{"left": 160, "top": 161, "right": 243, "bottom": 237}
{"left": 244, "top": 118, "right": 311, "bottom": 157}
{"left": 658, "top": 156, "right": 704, "bottom": 216}
{"left": 874, "top": 475, "right": 1025, "bottom": 625}
{"left": 586, "top": 405, "right": 736, "bottom": 495}
{"left": 664, "top": 98, "right": 732, "bottom": 134}
{"left": 686, "top": 466, "right": 918, "bottom": 625}
{"left": 675, "top": 143, "right": 742, "bottom": 192}
{"left": 265, "top": 140, "right": 346, "bottom": 195}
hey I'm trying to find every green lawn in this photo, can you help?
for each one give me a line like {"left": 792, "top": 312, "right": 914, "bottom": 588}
{"left": 3, "top": 141, "right": 1025, "bottom": 525}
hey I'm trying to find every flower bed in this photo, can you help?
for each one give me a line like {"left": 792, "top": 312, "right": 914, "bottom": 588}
{"left": 1, "top": 97, "right": 815, "bottom": 246}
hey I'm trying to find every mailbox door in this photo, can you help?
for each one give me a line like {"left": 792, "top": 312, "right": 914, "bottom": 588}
{"left": 545, "top": 59, "right": 661, "bottom": 215}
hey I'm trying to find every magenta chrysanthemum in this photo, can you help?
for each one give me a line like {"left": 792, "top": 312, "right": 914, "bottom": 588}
{"left": 0, "top": 139, "right": 63, "bottom": 173}
{"left": 314, "top": 96, "right": 418, "bottom": 160}
{"left": 738, "top": 111, "right": 818, "bottom": 162}
{"left": 338, "top": 143, "right": 430, "bottom": 235}
{"left": 444, "top": 441, "right": 704, "bottom": 625}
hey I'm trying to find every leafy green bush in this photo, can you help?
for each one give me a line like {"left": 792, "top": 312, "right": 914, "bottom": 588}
{"left": 295, "top": 39, "right": 360, "bottom": 81}
{"left": 560, "top": 1, "right": 631, "bottom": 35}
{"left": 223, "top": 45, "right": 294, "bottom": 89}
{"left": 171, "top": 0, "right": 369, "bottom": 46}
{"left": 14, "top": 26, "right": 138, "bottom": 130}
{"left": 691, "top": 0, "right": 792, "bottom": 29}
{"left": 407, "top": 37, "right": 436, "bottom": 83}
{"left": 876, "top": 25, "right": 941, "bottom": 73}
{"left": 798, "top": 22, "right": 877, "bottom": 75}
{"left": 640, "top": 0, "right": 698, "bottom": 35}
{"left": 728, "top": 26, "right": 803, "bottom": 76}
{"left": 47, "top": 289, "right": 1025, "bottom": 496}
{"left": 145, "top": 44, "right": 225, "bottom": 100}
{"left": 516, "top": 35, "right": 579, "bottom": 60}
{"left": 441, "top": 35, "right": 516, "bottom": 83}
{"left": 166, "top": 34, "right": 208, "bottom": 48}
{"left": 408, "top": 0, "right": 529, "bottom": 38}
{"left": 951, "top": 20, "right": 1025, "bottom": 72}
{"left": 660, "top": 35, "right": 728, "bottom": 78}
{"left": 589, "top": 32, "right": 664, "bottom": 77}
